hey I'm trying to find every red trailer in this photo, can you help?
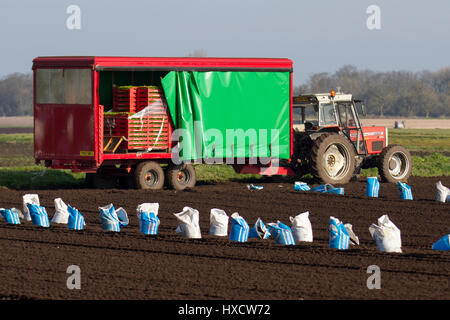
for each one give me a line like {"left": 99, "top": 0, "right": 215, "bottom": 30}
{"left": 32, "top": 56, "right": 295, "bottom": 189}
{"left": 33, "top": 56, "right": 411, "bottom": 190}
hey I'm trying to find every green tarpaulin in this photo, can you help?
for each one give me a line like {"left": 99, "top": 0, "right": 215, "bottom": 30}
{"left": 161, "top": 71, "right": 290, "bottom": 162}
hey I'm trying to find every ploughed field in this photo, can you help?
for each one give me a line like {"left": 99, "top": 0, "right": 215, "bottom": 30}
{"left": 0, "top": 176, "right": 449, "bottom": 300}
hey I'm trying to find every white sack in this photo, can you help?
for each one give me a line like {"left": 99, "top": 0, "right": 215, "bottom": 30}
{"left": 23, "top": 194, "right": 40, "bottom": 221}
{"left": 174, "top": 206, "right": 202, "bottom": 239}
{"left": 51, "top": 198, "right": 69, "bottom": 224}
{"left": 344, "top": 223, "right": 360, "bottom": 245}
{"left": 290, "top": 211, "right": 313, "bottom": 242}
{"left": 210, "top": 208, "right": 229, "bottom": 236}
{"left": 137, "top": 203, "right": 159, "bottom": 216}
{"left": 369, "top": 215, "right": 402, "bottom": 253}
{"left": 436, "top": 181, "right": 450, "bottom": 203}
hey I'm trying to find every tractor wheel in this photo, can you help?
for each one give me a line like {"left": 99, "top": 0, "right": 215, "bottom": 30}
{"left": 134, "top": 161, "right": 165, "bottom": 190}
{"left": 378, "top": 145, "right": 412, "bottom": 183}
{"left": 310, "top": 133, "right": 356, "bottom": 185}
{"left": 165, "top": 164, "right": 197, "bottom": 191}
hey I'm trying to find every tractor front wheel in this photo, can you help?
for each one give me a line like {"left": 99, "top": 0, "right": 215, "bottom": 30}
{"left": 378, "top": 145, "right": 412, "bottom": 183}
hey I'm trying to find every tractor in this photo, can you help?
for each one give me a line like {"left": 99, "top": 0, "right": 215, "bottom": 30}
{"left": 290, "top": 90, "right": 412, "bottom": 184}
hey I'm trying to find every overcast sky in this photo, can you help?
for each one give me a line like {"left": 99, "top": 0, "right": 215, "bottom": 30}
{"left": 0, "top": 0, "right": 449, "bottom": 85}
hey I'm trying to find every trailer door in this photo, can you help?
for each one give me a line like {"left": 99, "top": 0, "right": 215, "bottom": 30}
{"left": 34, "top": 68, "right": 95, "bottom": 162}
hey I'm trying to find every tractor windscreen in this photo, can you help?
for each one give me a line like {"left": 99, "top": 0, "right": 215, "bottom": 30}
{"left": 337, "top": 103, "right": 357, "bottom": 128}
{"left": 319, "top": 102, "right": 338, "bottom": 126}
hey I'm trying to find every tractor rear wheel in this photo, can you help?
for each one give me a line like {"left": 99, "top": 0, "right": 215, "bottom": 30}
{"left": 165, "top": 164, "right": 197, "bottom": 190}
{"left": 134, "top": 161, "right": 165, "bottom": 190}
{"left": 378, "top": 144, "right": 412, "bottom": 183}
{"left": 310, "top": 133, "right": 356, "bottom": 185}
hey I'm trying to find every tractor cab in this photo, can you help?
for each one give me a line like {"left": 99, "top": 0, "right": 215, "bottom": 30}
{"left": 293, "top": 91, "right": 364, "bottom": 130}
{"left": 293, "top": 91, "right": 367, "bottom": 155}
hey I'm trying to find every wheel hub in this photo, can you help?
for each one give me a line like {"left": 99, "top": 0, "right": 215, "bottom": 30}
{"left": 324, "top": 145, "right": 346, "bottom": 177}
{"left": 388, "top": 152, "right": 409, "bottom": 179}
{"left": 176, "top": 169, "right": 190, "bottom": 185}
{"left": 145, "top": 170, "right": 158, "bottom": 186}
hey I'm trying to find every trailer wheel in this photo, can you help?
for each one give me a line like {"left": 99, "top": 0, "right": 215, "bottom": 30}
{"left": 310, "top": 133, "right": 356, "bottom": 185}
{"left": 134, "top": 161, "right": 165, "bottom": 190}
{"left": 378, "top": 145, "right": 412, "bottom": 183}
{"left": 166, "top": 164, "right": 196, "bottom": 190}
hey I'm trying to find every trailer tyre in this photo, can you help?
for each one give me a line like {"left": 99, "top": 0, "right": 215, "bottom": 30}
{"left": 134, "top": 161, "right": 165, "bottom": 190}
{"left": 310, "top": 133, "right": 356, "bottom": 185}
{"left": 166, "top": 164, "right": 196, "bottom": 191}
{"left": 378, "top": 144, "right": 412, "bottom": 183}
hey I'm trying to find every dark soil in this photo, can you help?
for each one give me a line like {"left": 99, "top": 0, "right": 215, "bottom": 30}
{"left": 410, "top": 150, "right": 450, "bottom": 157}
{"left": 0, "top": 176, "right": 449, "bottom": 300}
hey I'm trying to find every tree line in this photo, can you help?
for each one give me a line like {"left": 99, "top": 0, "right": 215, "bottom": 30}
{"left": 0, "top": 65, "right": 448, "bottom": 117}
{"left": 295, "top": 65, "right": 449, "bottom": 117}
{"left": 0, "top": 73, "right": 32, "bottom": 116}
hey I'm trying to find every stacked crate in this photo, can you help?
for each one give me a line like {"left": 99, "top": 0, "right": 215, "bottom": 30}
{"left": 105, "top": 86, "right": 171, "bottom": 152}
{"left": 112, "top": 86, "right": 138, "bottom": 113}
{"left": 136, "top": 86, "right": 165, "bottom": 112}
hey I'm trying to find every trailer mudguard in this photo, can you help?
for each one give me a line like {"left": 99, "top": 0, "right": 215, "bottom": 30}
{"left": 161, "top": 71, "right": 290, "bottom": 162}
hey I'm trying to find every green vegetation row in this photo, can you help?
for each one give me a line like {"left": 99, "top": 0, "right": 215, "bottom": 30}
{"left": 1, "top": 154, "right": 449, "bottom": 190}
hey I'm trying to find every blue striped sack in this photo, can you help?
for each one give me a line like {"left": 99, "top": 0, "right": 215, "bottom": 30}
{"left": 247, "top": 184, "right": 263, "bottom": 190}
{"left": 27, "top": 203, "right": 50, "bottom": 228}
{"left": 0, "top": 208, "right": 21, "bottom": 225}
{"left": 327, "top": 186, "right": 344, "bottom": 195}
{"left": 311, "top": 184, "right": 328, "bottom": 192}
{"left": 137, "top": 203, "right": 160, "bottom": 235}
{"left": 22, "top": 194, "right": 39, "bottom": 221}
{"left": 329, "top": 216, "right": 349, "bottom": 250}
{"left": 139, "top": 212, "right": 160, "bottom": 235}
{"left": 366, "top": 177, "right": 380, "bottom": 197}
{"left": 397, "top": 182, "right": 413, "bottom": 200}
{"left": 294, "top": 182, "right": 311, "bottom": 191}
{"left": 67, "top": 206, "right": 85, "bottom": 230}
{"left": 248, "top": 217, "right": 271, "bottom": 239}
{"left": 267, "top": 221, "right": 295, "bottom": 245}
{"left": 99, "top": 204, "right": 121, "bottom": 232}
{"left": 229, "top": 213, "right": 249, "bottom": 242}
{"left": 311, "top": 184, "right": 344, "bottom": 195}
{"left": 431, "top": 234, "right": 450, "bottom": 251}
